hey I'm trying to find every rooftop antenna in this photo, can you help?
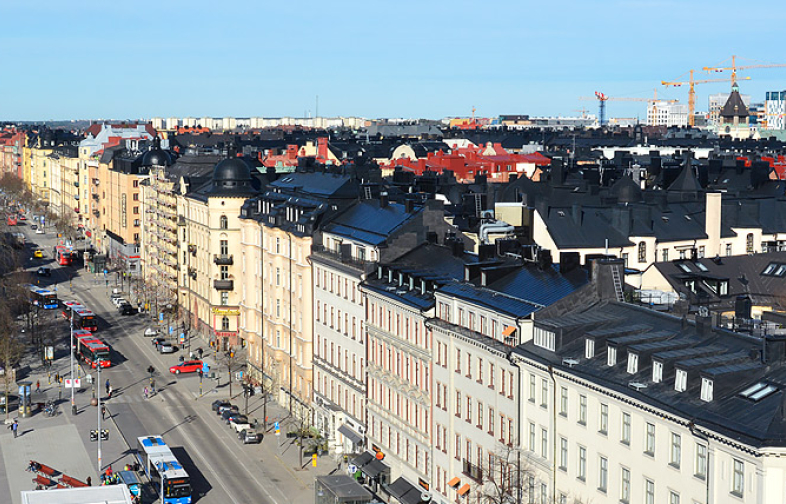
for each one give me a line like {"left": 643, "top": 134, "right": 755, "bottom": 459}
{"left": 316, "top": 95, "right": 319, "bottom": 119}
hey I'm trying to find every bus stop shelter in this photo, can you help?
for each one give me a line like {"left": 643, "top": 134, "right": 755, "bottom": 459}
{"left": 316, "top": 475, "right": 374, "bottom": 504}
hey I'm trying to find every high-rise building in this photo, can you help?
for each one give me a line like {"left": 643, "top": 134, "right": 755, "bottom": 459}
{"left": 647, "top": 101, "right": 688, "bottom": 127}
{"left": 765, "top": 91, "right": 786, "bottom": 130}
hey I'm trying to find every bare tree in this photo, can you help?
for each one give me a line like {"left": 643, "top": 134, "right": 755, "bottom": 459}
{"left": 0, "top": 305, "right": 24, "bottom": 421}
{"left": 471, "top": 443, "right": 533, "bottom": 504}
{"left": 216, "top": 346, "right": 245, "bottom": 399}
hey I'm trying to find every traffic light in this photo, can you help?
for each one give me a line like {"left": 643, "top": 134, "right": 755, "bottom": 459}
{"left": 147, "top": 366, "right": 155, "bottom": 376}
{"left": 90, "top": 430, "right": 98, "bottom": 441}
{"left": 100, "top": 429, "right": 109, "bottom": 441}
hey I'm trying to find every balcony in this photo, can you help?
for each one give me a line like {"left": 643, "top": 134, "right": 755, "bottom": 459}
{"left": 188, "top": 267, "right": 197, "bottom": 280}
{"left": 92, "top": 210, "right": 99, "bottom": 217}
{"left": 92, "top": 193, "right": 99, "bottom": 200}
{"left": 310, "top": 244, "right": 376, "bottom": 273}
{"left": 177, "top": 215, "right": 186, "bottom": 226}
{"left": 214, "top": 279, "right": 233, "bottom": 291}
{"left": 213, "top": 254, "right": 233, "bottom": 265}
{"left": 74, "top": 181, "right": 79, "bottom": 187}
{"left": 188, "top": 244, "right": 197, "bottom": 256}
{"left": 462, "top": 459, "right": 483, "bottom": 482}
{"left": 74, "top": 194, "right": 80, "bottom": 200}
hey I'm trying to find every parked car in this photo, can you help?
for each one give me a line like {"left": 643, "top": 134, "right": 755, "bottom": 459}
{"left": 222, "top": 409, "right": 245, "bottom": 422}
{"left": 211, "top": 399, "right": 231, "bottom": 412}
{"left": 239, "top": 429, "right": 260, "bottom": 444}
{"left": 33, "top": 249, "right": 44, "bottom": 258}
{"left": 111, "top": 297, "right": 128, "bottom": 307}
{"left": 118, "top": 303, "right": 135, "bottom": 315}
{"left": 230, "top": 416, "right": 253, "bottom": 433}
{"left": 30, "top": 224, "right": 37, "bottom": 230}
{"left": 216, "top": 404, "right": 238, "bottom": 416}
{"left": 152, "top": 337, "right": 167, "bottom": 347}
{"left": 157, "top": 341, "right": 175, "bottom": 354}
{"left": 169, "top": 360, "right": 203, "bottom": 374}
{"left": 18, "top": 214, "right": 26, "bottom": 221}
{"left": 36, "top": 267, "right": 51, "bottom": 277}
{"left": 35, "top": 228, "right": 45, "bottom": 234}
{"left": 144, "top": 327, "right": 160, "bottom": 337}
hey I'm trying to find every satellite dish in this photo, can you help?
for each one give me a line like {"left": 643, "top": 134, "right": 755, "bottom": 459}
{"left": 420, "top": 492, "right": 432, "bottom": 502}
{"left": 698, "top": 306, "right": 709, "bottom": 317}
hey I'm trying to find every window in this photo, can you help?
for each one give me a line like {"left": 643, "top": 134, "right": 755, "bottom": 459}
{"left": 726, "top": 243, "right": 732, "bottom": 256}
{"left": 559, "top": 438, "right": 568, "bottom": 471}
{"left": 599, "top": 403, "right": 608, "bottom": 435}
{"left": 746, "top": 233, "right": 754, "bottom": 253}
{"left": 529, "top": 374, "right": 536, "bottom": 402}
{"left": 578, "top": 395, "right": 587, "bottom": 425}
{"left": 670, "top": 433, "right": 681, "bottom": 468}
{"left": 220, "top": 291, "right": 228, "bottom": 306}
{"left": 456, "top": 391, "right": 461, "bottom": 417}
{"left": 732, "top": 459, "right": 744, "bottom": 496}
{"left": 645, "top": 479, "right": 654, "bottom": 504}
{"left": 638, "top": 242, "right": 646, "bottom": 263}
{"left": 662, "top": 249, "right": 669, "bottom": 262}
{"left": 620, "top": 467, "right": 630, "bottom": 503}
{"left": 577, "top": 446, "right": 586, "bottom": 481}
{"left": 653, "top": 361, "right": 663, "bottom": 383}
{"left": 220, "top": 265, "right": 229, "bottom": 280}
{"left": 645, "top": 423, "right": 655, "bottom": 455}
{"left": 598, "top": 456, "right": 607, "bottom": 492}
{"left": 669, "top": 491, "right": 680, "bottom": 504}
{"left": 607, "top": 346, "right": 617, "bottom": 366}
{"left": 133, "top": 206, "right": 139, "bottom": 214}
{"left": 529, "top": 423, "right": 536, "bottom": 452}
{"left": 627, "top": 353, "right": 638, "bottom": 374}
{"left": 675, "top": 369, "right": 687, "bottom": 392}
{"left": 585, "top": 338, "right": 595, "bottom": 359}
{"left": 701, "top": 378, "right": 714, "bottom": 402}
{"left": 698, "top": 245, "right": 705, "bottom": 258}
{"left": 541, "top": 428, "right": 548, "bottom": 458}
{"left": 220, "top": 239, "right": 228, "bottom": 256}
{"left": 622, "top": 412, "right": 631, "bottom": 444}
{"left": 559, "top": 387, "right": 568, "bottom": 416}
{"left": 541, "top": 379, "right": 548, "bottom": 408}
{"left": 220, "top": 215, "right": 228, "bottom": 229}
{"left": 695, "top": 444, "right": 707, "bottom": 479}
{"left": 221, "top": 316, "right": 229, "bottom": 331}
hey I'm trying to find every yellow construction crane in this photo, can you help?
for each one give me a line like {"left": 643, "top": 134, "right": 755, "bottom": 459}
{"left": 661, "top": 70, "right": 750, "bottom": 126}
{"left": 703, "top": 55, "right": 786, "bottom": 84}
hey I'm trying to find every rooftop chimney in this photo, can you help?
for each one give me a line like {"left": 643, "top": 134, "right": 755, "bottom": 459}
{"left": 380, "top": 192, "right": 389, "bottom": 208}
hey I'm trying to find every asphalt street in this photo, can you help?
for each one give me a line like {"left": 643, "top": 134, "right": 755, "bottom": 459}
{"left": 0, "top": 221, "right": 339, "bottom": 503}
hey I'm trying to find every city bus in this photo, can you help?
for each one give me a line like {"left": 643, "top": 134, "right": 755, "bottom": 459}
{"left": 61, "top": 301, "right": 98, "bottom": 332}
{"left": 73, "top": 332, "right": 111, "bottom": 368}
{"left": 136, "top": 435, "right": 192, "bottom": 504}
{"left": 54, "top": 245, "right": 73, "bottom": 266}
{"left": 28, "top": 286, "right": 59, "bottom": 310}
{"left": 6, "top": 214, "right": 17, "bottom": 226}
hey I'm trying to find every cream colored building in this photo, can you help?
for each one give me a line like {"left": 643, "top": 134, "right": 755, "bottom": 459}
{"left": 177, "top": 156, "right": 258, "bottom": 349}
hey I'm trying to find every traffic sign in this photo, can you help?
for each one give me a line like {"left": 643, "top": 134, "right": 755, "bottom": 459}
{"left": 64, "top": 379, "right": 81, "bottom": 389}
{"left": 169, "top": 325, "right": 174, "bottom": 335}
{"left": 159, "top": 313, "right": 164, "bottom": 322}
{"left": 274, "top": 421, "right": 280, "bottom": 436}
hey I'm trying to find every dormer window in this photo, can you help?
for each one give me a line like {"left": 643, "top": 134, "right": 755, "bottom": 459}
{"left": 607, "top": 346, "right": 617, "bottom": 367}
{"left": 700, "top": 378, "right": 713, "bottom": 402}
{"left": 534, "top": 327, "right": 555, "bottom": 352}
{"left": 585, "top": 339, "right": 595, "bottom": 359}
{"left": 627, "top": 353, "right": 639, "bottom": 374}
{"left": 652, "top": 361, "right": 663, "bottom": 383}
{"left": 675, "top": 369, "right": 687, "bottom": 392}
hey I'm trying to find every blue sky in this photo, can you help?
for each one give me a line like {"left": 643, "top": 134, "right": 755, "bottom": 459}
{"left": 3, "top": 0, "right": 786, "bottom": 121}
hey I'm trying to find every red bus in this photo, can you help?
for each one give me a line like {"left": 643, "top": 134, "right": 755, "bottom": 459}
{"left": 61, "top": 301, "right": 98, "bottom": 332}
{"left": 55, "top": 246, "right": 73, "bottom": 266}
{"left": 6, "top": 214, "right": 17, "bottom": 226}
{"left": 74, "top": 332, "right": 111, "bottom": 368}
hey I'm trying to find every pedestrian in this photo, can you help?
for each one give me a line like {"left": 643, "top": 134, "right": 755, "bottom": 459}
{"left": 107, "top": 385, "right": 112, "bottom": 399}
{"left": 55, "top": 372, "right": 60, "bottom": 383}
{"left": 35, "top": 380, "right": 40, "bottom": 393}
{"left": 101, "top": 405, "right": 107, "bottom": 420}
{"left": 86, "top": 476, "right": 92, "bottom": 486}
{"left": 143, "top": 387, "right": 149, "bottom": 400}
{"left": 9, "top": 419, "right": 18, "bottom": 438}
{"left": 105, "top": 379, "right": 110, "bottom": 395}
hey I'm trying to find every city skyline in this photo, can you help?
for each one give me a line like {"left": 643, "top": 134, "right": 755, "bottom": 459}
{"left": 3, "top": 0, "right": 786, "bottom": 121}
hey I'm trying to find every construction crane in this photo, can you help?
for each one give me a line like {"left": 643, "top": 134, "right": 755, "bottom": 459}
{"left": 661, "top": 70, "right": 750, "bottom": 127}
{"left": 703, "top": 55, "right": 786, "bottom": 84}
{"left": 573, "top": 108, "right": 589, "bottom": 118}
{"left": 578, "top": 89, "right": 675, "bottom": 126}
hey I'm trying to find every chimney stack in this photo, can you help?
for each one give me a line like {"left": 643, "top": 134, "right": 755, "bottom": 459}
{"left": 380, "top": 192, "right": 389, "bottom": 208}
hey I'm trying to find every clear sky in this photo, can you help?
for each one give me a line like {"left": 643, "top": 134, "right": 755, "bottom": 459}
{"left": 3, "top": 0, "right": 786, "bottom": 121}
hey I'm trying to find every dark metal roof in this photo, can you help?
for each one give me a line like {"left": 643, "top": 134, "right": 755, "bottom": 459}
{"left": 323, "top": 201, "right": 419, "bottom": 246}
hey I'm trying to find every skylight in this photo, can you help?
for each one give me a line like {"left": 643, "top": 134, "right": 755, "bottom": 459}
{"left": 678, "top": 263, "right": 693, "bottom": 273}
{"left": 762, "top": 263, "right": 777, "bottom": 275}
{"left": 694, "top": 262, "right": 708, "bottom": 272}
{"left": 739, "top": 382, "right": 778, "bottom": 402}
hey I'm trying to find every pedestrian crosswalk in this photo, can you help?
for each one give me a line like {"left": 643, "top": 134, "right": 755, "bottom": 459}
{"left": 101, "top": 389, "right": 165, "bottom": 405}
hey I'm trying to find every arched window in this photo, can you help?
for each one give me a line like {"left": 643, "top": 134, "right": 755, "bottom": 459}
{"left": 638, "top": 242, "right": 646, "bottom": 263}
{"left": 746, "top": 233, "right": 754, "bottom": 254}
{"left": 219, "top": 215, "right": 228, "bottom": 230}
{"left": 221, "top": 316, "right": 230, "bottom": 331}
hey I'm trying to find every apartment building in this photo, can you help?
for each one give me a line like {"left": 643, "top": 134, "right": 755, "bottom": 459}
{"left": 238, "top": 169, "right": 359, "bottom": 419}
{"left": 505, "top": 259, "right": 786, "bottom": 504}
{"left": 312, "top": 195, "right": 454, "bottom": 455}
{"left": 177, "top": 154, "right": 260, "bottom": 348}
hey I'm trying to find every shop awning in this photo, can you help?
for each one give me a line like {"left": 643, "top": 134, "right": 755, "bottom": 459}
{"left": 502, "top": 325, "right": 516, "bottom": 337}
{"left": 338, "top": 424, "right": 363, "bottom": 445}
{"left": 448, "top": 477, "right": 461, "bottom": 488}
{"left": 387, "top": 477, "right": 423, "bottom": 504}
{"left": 351, "top": 452, "right": 389, "bottom": 482}
{"left": 458, "top": 483, "right": 471, "bottom": 496}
